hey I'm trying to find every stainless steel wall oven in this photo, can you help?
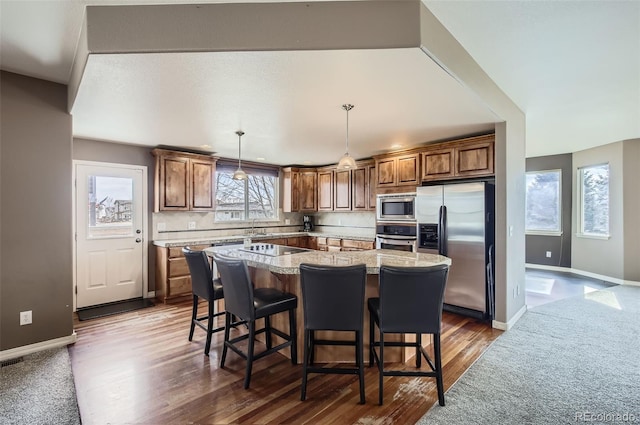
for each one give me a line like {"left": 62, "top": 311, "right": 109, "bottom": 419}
{"left": 375, "top": 222, "right": 417, "bottom": 252}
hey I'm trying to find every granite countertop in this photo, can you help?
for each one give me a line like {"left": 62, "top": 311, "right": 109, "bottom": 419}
{"left": 204, "top": 244, "right": 451, "bottom": 275}
{"left": 153, "top": 231, "right": 375, "bottom": 248}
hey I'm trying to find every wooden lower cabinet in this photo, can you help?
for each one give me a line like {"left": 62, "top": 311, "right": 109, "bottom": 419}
{"left": 156, "top": 244, "right": 209, "bottom": 303}
{"left": 341, "top": 239, "right": 375, "bottom": 251}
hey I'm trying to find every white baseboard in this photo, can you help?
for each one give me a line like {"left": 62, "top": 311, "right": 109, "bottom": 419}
{"left": 492, "top": 304, "right": 527, "bottom": 331}
{"left": 0, "top": 332, "right": 77, "bottom": 362}
{"left": 525, "top": 264, "right": 640, "bottom": 286}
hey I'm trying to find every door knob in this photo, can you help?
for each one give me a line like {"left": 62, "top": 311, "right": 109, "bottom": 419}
{"left": 136, "top": 229, "right": 142, "bottom": 234}
{"left": 136, "top": 238, "right": 142, "bottom": 243}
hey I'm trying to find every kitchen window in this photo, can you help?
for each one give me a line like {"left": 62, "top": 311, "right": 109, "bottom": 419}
{"left": 215, "top": 161, "right": 279, "bottom": 222}
{"left": 525, "top": 169, "right": 562, "bottom": 235}
{"left": 577, "top": 163, "right": 610, "bottom": 238}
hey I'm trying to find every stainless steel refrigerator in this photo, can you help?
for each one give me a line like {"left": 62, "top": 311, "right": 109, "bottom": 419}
{"left": 416, "top": 180, "right": 495, "bottom": 320}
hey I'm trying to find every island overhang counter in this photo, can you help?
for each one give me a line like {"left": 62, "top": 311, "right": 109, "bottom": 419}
{"left": 204, "top": 245, "right": 451, "bottom": 363}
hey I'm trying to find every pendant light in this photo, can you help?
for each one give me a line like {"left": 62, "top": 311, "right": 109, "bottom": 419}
{"left": 337, "top": 104, "right": 357, "bottom": 169}
{"left": 232, "top": 130, "right": 248, "bottom": 180}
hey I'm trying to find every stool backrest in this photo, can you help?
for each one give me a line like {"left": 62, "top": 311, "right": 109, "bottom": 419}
{"left": 212, "top": 254, "right": 255, "bottom": 320}
{"left": 379, "top": 264, "right": 449, "bottom": 334}
{"left": 300, "top": 263, "right": 366, "bottom": 331}
{"left": 183, "top": 247, "right": 215, "bottom": 301}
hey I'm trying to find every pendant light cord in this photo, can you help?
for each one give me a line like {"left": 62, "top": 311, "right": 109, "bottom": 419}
{"left": 236, "top": 130, "right": 244, "bottom": 169}
{"left": 343, "top": 104, "right": 354, "bottom": 155}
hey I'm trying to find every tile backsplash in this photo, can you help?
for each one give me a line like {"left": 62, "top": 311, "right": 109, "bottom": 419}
{"left": 152, "top": 210, "right": 376, "bottom": 240}
{"left": 152, "top": 210, "right": 303, "bottom": 240}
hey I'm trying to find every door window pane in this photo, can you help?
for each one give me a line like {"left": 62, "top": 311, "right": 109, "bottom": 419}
{"left": 525, "top": 170, "right": 561, "bottom": 233}
{"left": 579, "top": 164, "right": 609, "bottom": 236}
{"left": 87, "top": 176, "right": 134, "bottom": 238}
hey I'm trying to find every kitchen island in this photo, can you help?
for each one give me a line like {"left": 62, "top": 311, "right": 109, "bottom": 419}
{"left": 204, "top": 244, "right": 451, "bottom": 363}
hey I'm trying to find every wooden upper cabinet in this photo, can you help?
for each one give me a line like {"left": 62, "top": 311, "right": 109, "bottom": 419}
{"left": 191, "top": 159, "right": 215, "bottom": 210}
{"left": 351, "top": 167, "right": 367, "bottom": 211}
{"left": 282, "top": 167, "right": 300, "bottom": 213}
{"left": 375, "top": 157, "right": 396, "bottom": 188}
{"left": 455, "top": 140, "right": 494, "bottom": 177}
{"left": 421, "top": 135, "right": 495, "bottom": 182}
{"left": 422, "top": 148, "right": 455, "bottom": 181}
{"left": 317, "top": 169, "right": 334, "bottom": 211}
{"left": 161, "top": 156, "right": 189, "bottom": 209}
{"left": 153, "top": 149, "right": 216, "bottom": 212}
{"left": 352, "top": 160, "right": 375, "bottom": 211}
{"left": 397, "top": 154, "right": 419, "bottom": 186}
{"left": 284, "top": 167, "right": 317, "bottom": 212}
{"left": 374, "top": 153, "right": 420, "bottom": 188}
{"left": 299, "top": 170, "right": 318, "bottom": 212}
{"left": 334, "top": 169, "right": 352, "bottom": 211}
{"left": 368, "top": 164, "right": 377, "bottom": 210}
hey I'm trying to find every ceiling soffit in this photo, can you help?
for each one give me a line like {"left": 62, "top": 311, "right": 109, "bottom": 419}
{"left": 70, "top": 1, "right": 422, "bottom": 111}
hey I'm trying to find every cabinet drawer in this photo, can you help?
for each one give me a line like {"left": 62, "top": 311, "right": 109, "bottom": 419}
{"left": 341, "top": 239, "right": 375, "bottom": 250}
{"left": 168, "top": 257, "right": 189, "bottom": 277}
{"left": 327, "top": 238, "right": 341, "bottom": 247}
{"left": 168, "top": 244, "right": 209, "bottom": 258}
{"left": 327, "top": 245, "right": 342, "bottom": 252}
{"left": 167, "top": 276, "right": 192, "bottom": 297}
{"left": 316, "top": 237, "right": 327, "bottom": 245}
{"left": 286, "top": 237, "right": 300, "bottom": 247}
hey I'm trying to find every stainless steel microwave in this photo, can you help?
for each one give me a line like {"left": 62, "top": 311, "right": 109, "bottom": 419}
{"left": 376, "top": 193, "right": 416, "bottom": 221}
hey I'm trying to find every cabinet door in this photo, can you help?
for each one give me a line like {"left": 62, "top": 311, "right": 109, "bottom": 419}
{"left": 191, "top": 159, "right": 215, "bottom": 210}
{"left": 368, "top": 165, "right": 377, "bottom": 210}
{"left": 455, "top": 142, "right": 494, "bottom": 177}
{"left": 422, "top": 148, "right": 455, "bottom": 181}
{"left": 352, "top": 167, "right": 368, "bottom": 211}
{"left": 159, "top": 156, "right": 189, "bottom": 210}
{"left": 396, "top": 154, "right": 420, "bottom": 186}
{"left": 299, "top": 171, "right": 317, "bottom": 212}
{"left": 334, "top": 169, "right": 352, "bottom": 211}
{"left": 376, "top": 158, "right": 396, "bottom": 188}
{"left": 283, "top": 169, "right": 300, "bottom": 213}
{"left": 317, "top": 170, "right": 334, "bottom": 211}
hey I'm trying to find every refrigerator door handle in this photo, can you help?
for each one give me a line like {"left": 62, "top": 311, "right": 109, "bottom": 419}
{"left": 439, "top": 205, "right": 448, "bottom": 256}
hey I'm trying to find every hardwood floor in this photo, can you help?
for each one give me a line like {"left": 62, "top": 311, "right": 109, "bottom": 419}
{"left": 70, "top": 301, "right": 501, "bottom": 425}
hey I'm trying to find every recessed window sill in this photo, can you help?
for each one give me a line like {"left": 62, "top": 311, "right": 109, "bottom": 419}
{"left": 576, "top": 233, "right": 610, "bottom": 240}
{"left": 525, "top": 231, "right": 563, "bottom": 237}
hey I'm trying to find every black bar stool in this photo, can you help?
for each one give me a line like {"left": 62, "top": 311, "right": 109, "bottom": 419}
{"left": 183, "top": 247, "right": 226, "bottom": 356}
{"left": 213, "top": 253, "right": 298, "bottom": 389}
{"left": 368, "top": 264, "right": 449, "bottom": 405}
{"left": 299, "top": 263, "right": 367, "bottom": 404}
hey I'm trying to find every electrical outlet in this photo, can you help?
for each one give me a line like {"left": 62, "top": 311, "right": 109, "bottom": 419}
{"left": 188, "top": 222, "right": 196, "bottom": 230}
{"left": 285, "top": 219, "right": 290, "bottom": 225}
{"left": 546, "top": 251, "right": 552, "bottom": 258}
{"left": 20, "top": 310, "right": 32, "bottom": 326}
{"left": 157, "top": 222, "right": 166, "bottom": 231}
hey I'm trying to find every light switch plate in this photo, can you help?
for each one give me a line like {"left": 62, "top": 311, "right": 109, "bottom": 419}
{"left": 188, "top": 222, "right": 196, "bottom": 230}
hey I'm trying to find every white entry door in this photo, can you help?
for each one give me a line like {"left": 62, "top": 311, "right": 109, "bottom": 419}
{"left": 75, "top": 162, "right": 147, "bottom": 308}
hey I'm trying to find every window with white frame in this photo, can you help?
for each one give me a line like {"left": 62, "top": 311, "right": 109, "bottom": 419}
{"left": 525, "top": 169, "right": 562, "bottom": 234}
{"left": 214, "top": 161, "right": 278, "bottom": 222}
{"left": 577, "top": 163, "right": 609, "bottom": 237}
